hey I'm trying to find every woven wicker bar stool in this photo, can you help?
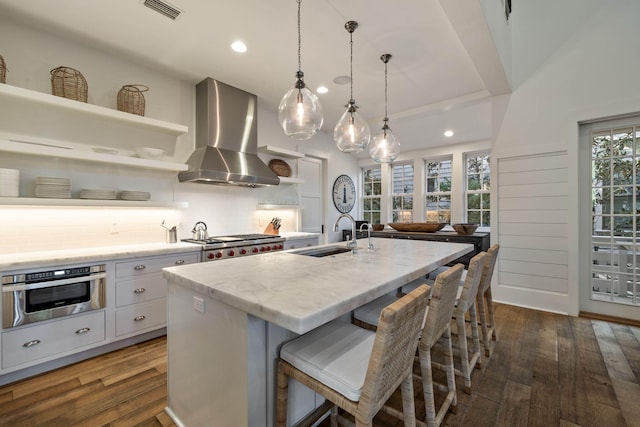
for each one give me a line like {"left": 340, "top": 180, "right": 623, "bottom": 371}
{"left": 276, "top": 285, "right": 431, "bottom": 427}
{"left": 405, "top": 244, "right": 501, "bottom": 359}
{"left": 431, "top": 252, "right": 486, "bottom": 394}
{"left": 350, "top": 265, "right": 465, "bottom": 426}
{"left": 476, "top": 244, "right": 500, "bottom": 357}
{"left": 417, "top": 263, "right": 464, "bottom": 427}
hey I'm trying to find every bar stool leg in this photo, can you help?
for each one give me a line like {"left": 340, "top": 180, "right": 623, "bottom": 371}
{"left": 276, "top": 366, "right": 288, "bottom": 427}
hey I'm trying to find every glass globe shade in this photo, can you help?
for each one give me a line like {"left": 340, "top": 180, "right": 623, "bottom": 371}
{"left": 369, "top": 124, "right": 400, "bottom": 163}
{"left": 333, "top": 107, "right": 371, "bottom": 153}
{"left": 278, "top": 86, "right": 323, "bottom": 140}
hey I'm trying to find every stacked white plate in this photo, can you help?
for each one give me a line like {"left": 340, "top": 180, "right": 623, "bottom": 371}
{"left": 79, "top": 188, "right": 117, "bottom": 200}
{"left": 119, "top": 190, "right": 151, "bottom": 201}
{"left": 0, "top": 169, "right": 20, "bottom": 197}
{"left": 35, "top": 176, "right": 71, "bottom": 198}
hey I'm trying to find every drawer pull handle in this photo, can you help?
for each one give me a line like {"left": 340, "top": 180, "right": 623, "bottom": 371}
{"left": 134, "top": 265, "right": 146, "bottom": 271}
{"left": 23, "top": 339, "right": 41, "bottom": 348}
{"left": 134, "top": 287, "right": 146, "bottom": 294}
{"left": 134, "top": 315, "right": 146, "bottom": 322}
{"left": 175, "top": 259, "right": 185, "bottom": 265}
{"left": 75, "top": 327, "right": 91, "bottom": 334}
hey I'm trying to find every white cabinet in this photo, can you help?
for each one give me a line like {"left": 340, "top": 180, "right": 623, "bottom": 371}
{"left": 2, "top": 311, "right": 106, "bottom": 369}
{"left": 113, "top": 252, "right": 199, "bottom": 339}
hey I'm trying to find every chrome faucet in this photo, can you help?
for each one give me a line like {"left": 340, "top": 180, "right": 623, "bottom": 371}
{"left": 334, "top": 213, "right": 358, "bottom": 254}
{"left": 360, "top": 223, "right": 374, "bottom": 250}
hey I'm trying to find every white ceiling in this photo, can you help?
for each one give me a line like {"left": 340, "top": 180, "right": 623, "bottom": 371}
{"left": 0, "top": 0, "right": 509, "bottom": 155}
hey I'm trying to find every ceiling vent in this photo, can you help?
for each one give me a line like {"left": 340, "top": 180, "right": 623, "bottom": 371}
{"left": 143, "top": 0, "right": 183, "bottom": 21}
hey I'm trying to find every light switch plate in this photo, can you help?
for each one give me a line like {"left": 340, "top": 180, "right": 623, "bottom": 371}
{"left": 193, "top": 296, "right": 205, "bottom": 313}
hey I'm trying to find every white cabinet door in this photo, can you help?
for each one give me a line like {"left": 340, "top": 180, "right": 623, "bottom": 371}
{"left": 298, "top": 157, "right": 323, "bottom": 234}
{"left": 2, "top": 311, "right": 106, "bottom": 369}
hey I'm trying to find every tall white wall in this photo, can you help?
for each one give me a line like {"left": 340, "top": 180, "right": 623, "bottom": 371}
{"left": 489, "top": 1, "right": 640, "bottom": 317}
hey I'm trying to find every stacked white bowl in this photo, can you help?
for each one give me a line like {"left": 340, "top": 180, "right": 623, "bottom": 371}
{"left": 0, "top": 168, "right": 19, "bottom": 197}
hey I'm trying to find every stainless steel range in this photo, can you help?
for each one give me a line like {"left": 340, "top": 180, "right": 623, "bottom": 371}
{"left": 182, "top": 234, "right": 285, "bottom": 261}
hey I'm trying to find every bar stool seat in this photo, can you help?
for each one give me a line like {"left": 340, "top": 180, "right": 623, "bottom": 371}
{"left": 352, "top": 293, "right": 399, "bottom": 330}
{"left": 277, "top": 285, "right": 431, "bottom": 427}
{"left": 280, "top": 319, "right": 375, "bottom": 401}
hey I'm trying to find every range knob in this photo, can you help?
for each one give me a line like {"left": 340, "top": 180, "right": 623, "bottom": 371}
{"left": 260, "top": 247, "right": 266, "bottom": 252}
{"left": 216, "top": 252, "right": 222, "bottom": 258}
{"left": 277, "top": 244, "right": 284, "bottom": 249}
{"left": 228, "top": 250, "right": 235, "bottom": 256}
{"left": 208, "top": 253, "right": 215, "bottom": 260}
{"left": 240, "top": 249, "right": 247, "bottom": 255}
{"left": 266, "top": 246, "right": 272, "bottom": 251}
{"left": 252, "top": 247, "right": 259, "bottom": 253}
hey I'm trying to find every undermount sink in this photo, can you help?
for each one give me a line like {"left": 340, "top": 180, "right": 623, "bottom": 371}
{"left": 290, "top": 245, "right": 353, "bottom": 258}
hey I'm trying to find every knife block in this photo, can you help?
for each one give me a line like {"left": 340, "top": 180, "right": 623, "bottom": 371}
{"left": 263, "top": 223, "right": 279, "bottom": 235}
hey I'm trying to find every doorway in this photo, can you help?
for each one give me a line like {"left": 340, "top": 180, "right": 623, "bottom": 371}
{"left": 580, "top": 116, "right": 640, "bottom": 320}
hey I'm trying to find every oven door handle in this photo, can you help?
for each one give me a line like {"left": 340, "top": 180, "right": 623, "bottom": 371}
{"left": 2, "top": 273, "right": 107, "bottom": 292}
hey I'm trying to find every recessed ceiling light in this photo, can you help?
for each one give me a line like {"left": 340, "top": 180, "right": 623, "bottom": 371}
{"left": 333, "top": 75, "right": 351, "bottom": 85}
{"left": 316, "top": 86, "right": 328, "bottom": 94}
{"left": 444, "top": 130, "right": 454, "bottom": 137}
{"left": 231, "top": 41, "right": 247, "bottom": 53}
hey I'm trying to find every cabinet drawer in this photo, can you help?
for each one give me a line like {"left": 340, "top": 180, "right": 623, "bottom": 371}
{"left": 116, "top": 275, "right": 167, "bottom": 307}
{"left": 2, "top": 311, "right": 105, "bottom": 369}
{"left": 115, "top": 298, "right": 166, "bottom": 337}
{"left": 116, "top": 253, "right": 199, "bottom": 278}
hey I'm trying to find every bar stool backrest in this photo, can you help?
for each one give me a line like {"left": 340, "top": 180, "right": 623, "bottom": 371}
{"left": 478, "top": 244, "right": 500, "bottom": 295}
{"left": 358, "top": 284, "right": 431, "bottom": 421}
{"left": 421, "top": 264, "right": 465, "bottom": 347}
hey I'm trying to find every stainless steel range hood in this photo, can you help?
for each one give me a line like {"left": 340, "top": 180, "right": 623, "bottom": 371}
{"left": 178, "top": 78, "right": 280, "bottom": 187}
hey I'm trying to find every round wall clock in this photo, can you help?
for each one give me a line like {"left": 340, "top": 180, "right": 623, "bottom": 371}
{"left": 332, "top": 174, "right": 356, "bottom": 213}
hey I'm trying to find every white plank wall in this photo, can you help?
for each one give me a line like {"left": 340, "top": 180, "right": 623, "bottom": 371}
{"left": 497, "top": 151, "right": 569, "bottom": 307}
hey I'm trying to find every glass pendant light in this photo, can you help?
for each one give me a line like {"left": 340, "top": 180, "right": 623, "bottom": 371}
{"left": 370, "top": 54, "right": 400, "bottom": 163}
{"left": 334, "top": 21, "right": 370, "bottom": 153}
{"left": 278, "top": 0, "right": 323, "bottom": 140}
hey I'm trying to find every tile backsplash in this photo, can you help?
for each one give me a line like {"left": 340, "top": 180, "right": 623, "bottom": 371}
{"left": 0, "top": 207, "right": 181, "bottom": 253}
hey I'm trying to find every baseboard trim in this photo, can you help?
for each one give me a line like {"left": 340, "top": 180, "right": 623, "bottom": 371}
{"left": 579, "top": 311, "right": 640, "bottom": 327}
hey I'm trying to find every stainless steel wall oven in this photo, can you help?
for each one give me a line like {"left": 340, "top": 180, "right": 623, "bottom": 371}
{"left": 2, "top": 264, "right": 106, "bottom": 328}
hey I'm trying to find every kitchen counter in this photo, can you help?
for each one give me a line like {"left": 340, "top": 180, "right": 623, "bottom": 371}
{"left": 162, "top": 238, "right": 472, "bottom": 427}
{"left": 0, "top": 242, "right": 202, "bottom": 271}
{"left": 163, "top": 238, "right": 471, "bottom": 334}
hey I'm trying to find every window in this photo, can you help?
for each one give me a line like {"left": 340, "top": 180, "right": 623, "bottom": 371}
{"left": 425, "top": 158, "right": 452, "bottom": 223}
{"left": 465, "top": 152, "right": 491, "bottom": 227}
{"left": 362, "top": 166, "right": 382, "bottom": 224}
{"left": 392, "top": 163, "right": 414, "bottom": 222}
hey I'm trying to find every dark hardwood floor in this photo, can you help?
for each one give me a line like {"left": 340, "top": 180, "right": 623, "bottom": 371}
{"left": 1, "top": 303, "right": 639, "bottom": 426}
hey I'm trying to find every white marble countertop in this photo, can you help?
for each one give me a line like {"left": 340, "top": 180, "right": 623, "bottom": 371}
{"left": 163, "top": 238, "right": 472, "bottom": 334}
{"left": 0, "top": 242, "right": 202, "bottom": 271}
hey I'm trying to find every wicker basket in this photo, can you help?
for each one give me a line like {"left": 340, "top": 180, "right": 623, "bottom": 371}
{"left": 0, "top": 54, "right": 6, "bottom": 84}
{"left": 50, "top": 66, "right": 87, "bottom": 102}
{"left": 117, "top": 84, "right": 149, "bottom": 116}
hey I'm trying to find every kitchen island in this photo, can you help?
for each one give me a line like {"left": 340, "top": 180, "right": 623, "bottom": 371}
{"left": 162, "top": 238, "right": 472, "bottom": 427}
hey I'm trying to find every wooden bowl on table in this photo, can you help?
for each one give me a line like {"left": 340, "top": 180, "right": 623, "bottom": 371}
{"left": 372, "top": 224, "right": 385, "bottom": 231}
{"left": 452, "top": 223, "right": 478, "bottom": 235}
{"left": 388, "top": 222, "right": 447, "bottom": 233}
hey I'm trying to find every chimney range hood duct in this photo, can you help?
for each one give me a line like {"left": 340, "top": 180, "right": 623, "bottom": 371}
{"left": 178, "top": 78, "right": 280, "bottom": 187}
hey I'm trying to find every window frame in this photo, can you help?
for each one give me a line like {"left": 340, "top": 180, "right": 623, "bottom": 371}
{"left": 464, "top": 151, "right": 491, "bottom": 227}
{"left": 361, "top": 165, "right": 382, "bottom": 225}
{"left": 424, "top": 156, "right": 453, "bottom": 224}
{"left": 391, "top": 161, "right": 414, "bottom": 222}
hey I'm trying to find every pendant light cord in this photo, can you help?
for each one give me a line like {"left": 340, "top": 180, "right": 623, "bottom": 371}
{"left": 384, "top": 60, "right": 388, "bottom": 120}
{"left": 349, "top": 29, "right": 354, "bottom": 102}
{"left": 297, "top": 0, "right": 302, "bottom": 73}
